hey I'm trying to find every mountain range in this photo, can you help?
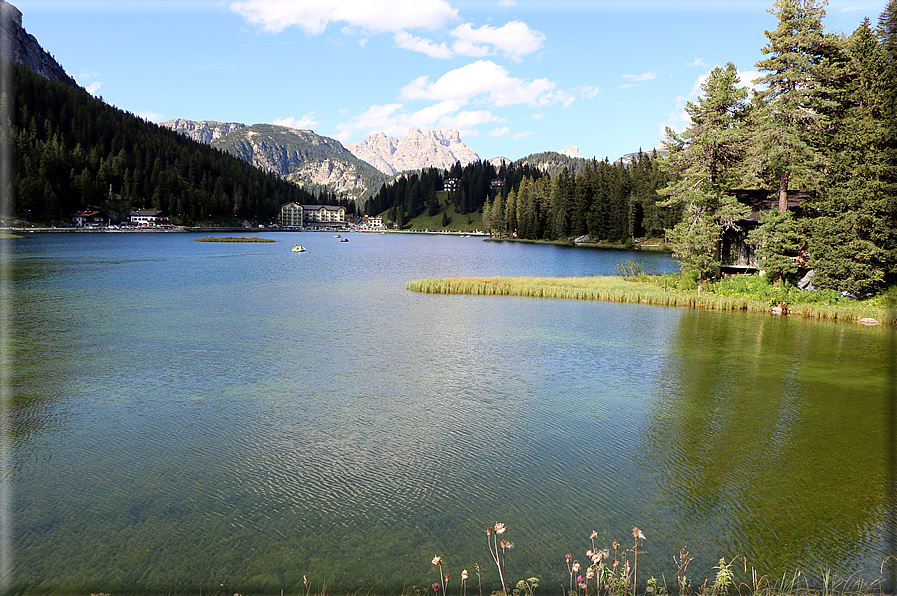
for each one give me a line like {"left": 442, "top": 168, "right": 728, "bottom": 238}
{"left": 5, "top": 0, "right": 637, "bottom": 208}
{"left": 161, "top": 118, "right": 488, "bottom": 202}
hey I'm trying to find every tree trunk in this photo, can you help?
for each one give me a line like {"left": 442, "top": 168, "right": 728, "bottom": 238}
{"left": 778, "top": 165, "right": 790, "bottom": 212}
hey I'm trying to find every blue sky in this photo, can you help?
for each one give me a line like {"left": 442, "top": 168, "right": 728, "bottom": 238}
{"left": 11, "top": 0, "right": 889, "bottom": 162}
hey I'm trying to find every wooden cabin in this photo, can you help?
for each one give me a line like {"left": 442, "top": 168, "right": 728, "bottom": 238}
{"left": 718, "top": 190, "right": 812, "bottom": 274}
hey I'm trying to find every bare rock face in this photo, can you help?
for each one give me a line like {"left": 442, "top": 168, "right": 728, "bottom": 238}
{"left": 160, "top": 119, "right": 247, "bottom": 144}
{"left": 346, "top": 128, "right": 480, "bottom": 175}
{"left": 0, "top": 0, "right": 77, "bottom": 87}
{"left": 209, "top": 124, "right": 387, "bottom": 202}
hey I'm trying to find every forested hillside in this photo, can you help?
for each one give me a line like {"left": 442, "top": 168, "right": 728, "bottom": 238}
{"left": 6, "top": 61, "right": 320, "bottom": 225}
{"left": 365, "top": 151, "right": 679, "bottom": 242}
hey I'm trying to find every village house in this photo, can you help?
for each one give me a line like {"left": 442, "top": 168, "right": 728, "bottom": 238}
{"left": 129, "top": 210, "right": 170, "bottom": 227}
{"left": 71, "top": 211, "right": 108, "bottom": 227}
{"left": 359, "top": 215, "right": 384, "bottom": 230}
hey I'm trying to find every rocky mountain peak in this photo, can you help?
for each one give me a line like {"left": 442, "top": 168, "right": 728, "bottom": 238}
{"left": 345, "top": 128, "right": 479, "bottom": 175}
{"left": 559, "top": 145, "right": 581, "bottom": 158}
{"left": 0, "top": 0, "right": 78, "bottom": 87}
{"left": 161, "top": 119, "right": 247, "bottom": 144}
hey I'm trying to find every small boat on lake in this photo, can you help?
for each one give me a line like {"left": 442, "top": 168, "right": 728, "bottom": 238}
{"left": 292, "top": 245, "right": 306, "bottom": 252}
{"left": 339, "top": 238, "right": 349, "bottom": 242}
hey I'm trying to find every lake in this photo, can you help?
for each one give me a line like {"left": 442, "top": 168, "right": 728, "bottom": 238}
{"left": 5, "top": 231, "right": 896, "bottom": 595}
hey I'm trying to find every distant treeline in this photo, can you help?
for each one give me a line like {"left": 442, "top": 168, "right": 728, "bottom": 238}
{"left": 365, "top": 153, "right": 680, "bottom": 241}
{"left": 4, "top": 61, "right": 337, "bottom": 225}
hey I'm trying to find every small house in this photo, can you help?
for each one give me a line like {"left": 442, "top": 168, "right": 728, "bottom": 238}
{"left": 71, "top": 211, "right": 108, "bottom": 227}
{"left": 719, "top": 190, "right": 812, "bottom": 273}
{"left": 129, "top": 210, "right": 170, "bottom": 227}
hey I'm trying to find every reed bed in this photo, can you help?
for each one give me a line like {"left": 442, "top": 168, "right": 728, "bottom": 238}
{"left": 194, "top": 236, "right": 275, "bottom": 243}
{"left": 406, "top": 276, "right": 895, "bottom": 325}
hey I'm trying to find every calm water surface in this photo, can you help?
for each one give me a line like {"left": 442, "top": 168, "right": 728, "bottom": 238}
{"left": 6, "top": 232, "right": 896, "bottom": 595}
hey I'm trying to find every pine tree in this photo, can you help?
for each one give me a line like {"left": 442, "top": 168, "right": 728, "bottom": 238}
{"left": 747, "top": 0, "right": 842, "bottom": 210}
{"left": 491, "top": 191, "right": 505, "bottom": 236}
{"left": 659, "top": 62, "right": 752, "bottom": 283}
{"left": 809, "top": 18, "right": 895, "bottom": 292}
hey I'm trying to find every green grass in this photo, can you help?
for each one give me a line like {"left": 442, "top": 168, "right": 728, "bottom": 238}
{"left": 389, "top": 201, "right": 484, "bottom": 233}
{"left": 406, "top": 273, "right": 895, "bottom": 325}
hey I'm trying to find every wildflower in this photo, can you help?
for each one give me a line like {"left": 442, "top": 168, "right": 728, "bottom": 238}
{"left": 572, "top": 562, "right": 581, "bottom": 573}
{"left": 501, "top": 539, "right": 509, "bottom": 550}
{"left": 461, "top": 569, "right": 469, "bottom": 581}
{"left": 633, "top": 527, "right": 645, "bottom": 540}
{"left": 586, "top": 550, "right": 594, "bottom": 558}
{"left": 586, "top": 568, "right": 595, "bottom": 580}
{"left": 590, "top": 530, "right": 598, "bottom": 540}
{"left": 432, "top": 556, "right": 442, "bottom": 566}
{"left": 566, "top": 554, "right": 573, "bottom": 562}
{"left": 613, "top": 540, "right": 620, "bottom": 550}
{"left": 494, "top": 522, "right": 507, "bottom": 534}
{"left": 487, "top": 527, "right": 494, "bottom": 536}
{"left": 433, "top": 583, "right": 441, "bottom": 592}
{"left": 445, "top": 574, "right": 450, "bottom": 585}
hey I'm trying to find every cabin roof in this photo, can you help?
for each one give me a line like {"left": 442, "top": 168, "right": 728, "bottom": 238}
{"left": 727, "top": 189, "right": 813, "bottom": 222}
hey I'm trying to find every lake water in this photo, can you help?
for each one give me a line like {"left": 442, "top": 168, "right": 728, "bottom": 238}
{"left": 5, "top": 232, "right": 896, "bottom": 595}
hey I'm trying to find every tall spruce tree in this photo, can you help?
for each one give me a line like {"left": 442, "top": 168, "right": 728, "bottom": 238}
{"left": 659, "top": 62, "right": 751, "bottom": 283}
{"left": 807, "top": 18, "right": 896, "bottom": 292}
{"left": 747, "top": 0, "right": 841, "bottom": 210}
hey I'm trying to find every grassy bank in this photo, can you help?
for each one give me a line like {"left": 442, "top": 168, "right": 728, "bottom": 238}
{"left": 407, "top": 273, "right": 896, "bottom": 325}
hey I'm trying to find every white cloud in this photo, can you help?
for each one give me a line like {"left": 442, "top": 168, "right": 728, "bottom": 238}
{"left": 393, "top": 20, "right": 545, "bottom": 61}
{"left": 334, "top": 101, "right": 499, "bottom": 141}
{"left": 531, "top": 113, "right": 543, "bottom": 119}
{"left": 138, "top": 110, "right": 163, "bottom": 122}
{"left": 394, "top": 31, "right": 453, "bottom": 59}
{"left": 539, "top": 89, "right": 575, "bottom": 108}
{"left": 622, "top": 72, "right": 656, "bottom": 83}
{"left": 498, "top": 0, "right": 516, "bottom": 6}
{"left": 76, "top": 70, "right": 102, "bottom": 95}
{"left": 451, "top": 21, "right": 545, "bottom": 62}
{"left": 513, "top": 130, "right": 534, "bottom": 140}
{"left": 738, "top": 69, "right": 762, "bottom": 90}
{"left": 686, "top": 58, "right": 706, "bottom": 67}
{"left": 230, "top": 0, "right": 458, "bottom": 34}
{"left": 400, "top": 60, "right": 556, "bottom": 107}
{"left": 272, "top": 113, "right": 320, "bottom": 129}
{"left": 689, "top": 67, "right": 762, "bottom": 97}
{"left": 490, "top": 127, "right": 511, "bottom": 137}
{"left": 575, "top": 85, "right": 600, "bottom": 99}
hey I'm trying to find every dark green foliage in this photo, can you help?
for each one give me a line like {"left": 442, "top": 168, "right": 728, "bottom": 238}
{"left": 748, "top": 209, "right": 804, "bottom": 283}
{"left": 8, "top": 60, "right": 316, "bottom": 224}
{"left": 747, "top": 0, "right": 843, "bottom": 209}
{"left": 807, "top": 18, "right": 896, "bottom": 292}
{"left": 659, "top": 63, "right": 752, "bottom": 282}
{"left": 365, "top": 151, "right": 673, "bottom": 241}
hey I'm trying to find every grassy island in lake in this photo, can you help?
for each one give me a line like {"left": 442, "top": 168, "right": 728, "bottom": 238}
{"left": 194, "top": 236, "right": 275, "bottom": 243}
{"left": 407, "top": 273, "right": 896, "bottom": 326}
